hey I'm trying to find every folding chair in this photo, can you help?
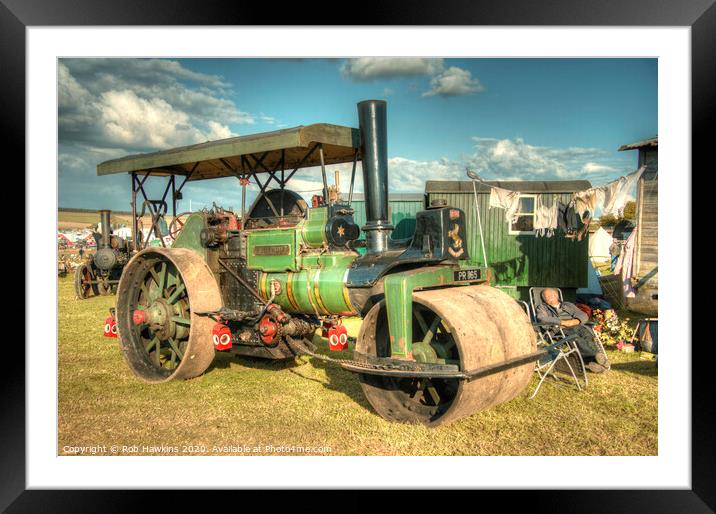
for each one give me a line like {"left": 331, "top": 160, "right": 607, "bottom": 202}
{"left": 517, "top": 299, "right": 587, "bottom": 398}
{"left": 529, "top": 287, "right": 610, "bottom": 372}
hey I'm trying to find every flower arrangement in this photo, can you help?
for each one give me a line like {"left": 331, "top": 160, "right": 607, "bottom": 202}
{"left": 592, "top": 308, "right": 635, "bottom": 348}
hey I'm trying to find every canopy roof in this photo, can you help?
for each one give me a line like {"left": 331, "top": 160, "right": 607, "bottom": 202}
{"left": 618, "top": 137, "right": 658, "bottom": 151}
{"left": 97, "top": 123, "right": 361, "bottom": 181}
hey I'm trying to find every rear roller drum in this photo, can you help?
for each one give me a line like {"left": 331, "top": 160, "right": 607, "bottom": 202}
{"left": 356, "top": 285, "right": 536, "bottom": 427}
{"left": 115, "top": 248, "right": 222, "bottom": 383}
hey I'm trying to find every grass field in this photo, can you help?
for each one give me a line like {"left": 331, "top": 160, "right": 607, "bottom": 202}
{"left": 58, "top": 275, "right": 657, "bottom": 456}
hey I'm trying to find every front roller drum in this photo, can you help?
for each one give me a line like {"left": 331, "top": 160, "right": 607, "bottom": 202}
{"left": 115, "top": 247, "right": 222, "bottom": 383}
{"left": 356, "top": 284, "right": 536, "bottom": 426}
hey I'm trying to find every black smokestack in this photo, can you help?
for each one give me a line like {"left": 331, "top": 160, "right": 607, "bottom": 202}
{"left": 357, "top": 100, "right": 393, "bottom": 253}
{"left": 99, "top": 209, "right": 111, "bottom": 249}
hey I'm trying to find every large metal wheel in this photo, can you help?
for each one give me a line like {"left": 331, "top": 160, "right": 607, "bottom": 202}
{"left": 356, "top": 285, "right": 536, "bottom": 427}
{"left": 115, "top": 247, "right": 222, "bottom": 383}
{"left": 74, "top": 262, "right": 98, "bottom": 299}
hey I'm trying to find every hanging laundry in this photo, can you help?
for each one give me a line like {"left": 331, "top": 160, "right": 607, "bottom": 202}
{"left": 602, "top": 166, "right": 646, "bottom": 216}
{"left": 614, "top": 229, "right": 637, "bottom": 298}
{"left": 533, "top": 196, "right": 558, "bottom": 237}
{"left": 573, "top": 188, "right": 600, "bottom": 220}
{"left": 575, "top": 213, "right": 592, "bottom": 242}
{"left": 558, "top": 200, "right": 580, "bottom": 239}
{"left": 489, "top": 186, "right": 521, "bottom": 223}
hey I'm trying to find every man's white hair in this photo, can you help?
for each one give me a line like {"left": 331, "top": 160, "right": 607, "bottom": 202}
{"left": 541, "top": 288, "right": 558, "bottom": 301}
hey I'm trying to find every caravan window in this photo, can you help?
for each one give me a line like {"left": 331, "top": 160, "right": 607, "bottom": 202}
{"left": 509, "top": 195, "right": 536, "bottom": 235}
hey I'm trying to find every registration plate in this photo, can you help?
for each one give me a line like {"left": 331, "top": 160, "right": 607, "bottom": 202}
{"left": 454, "top": 268, "right": 481, "bottom": 282}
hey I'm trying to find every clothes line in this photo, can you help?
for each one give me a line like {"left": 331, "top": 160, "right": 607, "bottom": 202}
{"left": 466, "top": 165, "right": 646, "bottom": 239}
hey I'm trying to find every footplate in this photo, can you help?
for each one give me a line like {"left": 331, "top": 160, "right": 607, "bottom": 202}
{"left": 341, "top": 351, "right": 463, "bottom": 378}
{"left": 341, "top": 349, "right": 548, "bottom": 381}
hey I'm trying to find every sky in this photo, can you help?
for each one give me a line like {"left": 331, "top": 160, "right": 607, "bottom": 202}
{"left": 58, "top": 58, "right": 657, "bottom": 212}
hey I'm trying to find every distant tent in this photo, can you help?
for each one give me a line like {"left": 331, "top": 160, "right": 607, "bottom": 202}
{"left": 589, "top": 227, "right": 613, "bottom": 262}
{"left": 57, "top": 233, "right": 75, "bottom": 247}
{"left": 577, "top": 258, "right": 603, "bottom": 296}
{"left": 83, "top": 233, "right": 97, "bottom": 247}
{"left": 115, "top": 226, "right": 132, "bottom": 239}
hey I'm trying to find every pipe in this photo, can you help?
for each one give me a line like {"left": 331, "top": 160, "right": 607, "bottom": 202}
{"left": 99, "top": 209, "right": 111, "bottom": 249}
{"left": 357, "top": 100, "right": 393, "bottom": 253}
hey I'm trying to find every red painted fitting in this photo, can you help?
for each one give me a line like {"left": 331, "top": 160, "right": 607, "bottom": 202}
{"left": 328, "top": 324, "right": 348, "bottom": 351}
{"left": 132, "top": 309, "right": 147, "bottom": 326}
{"left": 104, "top": 315, "right": 118, "bottom": 338}
{"left": 212, "top": 323, "right": 232, "bottom": 351}
{"left": 259, "top": 315, "right": 278, "bottom": 344}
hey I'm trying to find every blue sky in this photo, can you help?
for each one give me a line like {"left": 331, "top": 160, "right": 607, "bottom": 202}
{"left": 58, "top": 58, "right": 656, "bottom": 211}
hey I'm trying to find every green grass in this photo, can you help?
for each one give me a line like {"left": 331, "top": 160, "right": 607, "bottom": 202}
{"left": 58, "top": 275, "right": 657, "bottom": 456}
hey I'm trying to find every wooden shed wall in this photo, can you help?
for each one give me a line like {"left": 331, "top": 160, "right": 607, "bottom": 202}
{"left": 635, "top": 147, "right": 658, "bottom": 286}
{"left": 426, "top": 191, "right": 588, "bottom": 293}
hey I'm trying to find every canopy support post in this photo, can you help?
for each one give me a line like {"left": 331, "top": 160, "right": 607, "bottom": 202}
{"left": 131, "top": 172, "right": 137, "bottom": 252}
{"left": 348, "top": 148, "right": 358, "bottom": 205}
{"left": 319, "top": 144, "right": 328, "bottom": 203}
{"left": 280, "top": 149, "right": 286, "bottom": 215}
{"left": 171, "top": 174, "right": 176, "bottom": 218}
{"left": 240, "top": 174, "right": 247, "bottom": 229}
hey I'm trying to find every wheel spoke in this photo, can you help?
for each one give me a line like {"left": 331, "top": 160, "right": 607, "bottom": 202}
{"left": 410, "top": 379, "right": 424, "bottom": 400}
{"left": 145, "top": 336, "right": 159, "bottom": 353}
{"left": 421, "top": 315, "right": 442, "bottom": 345}
{"left": 414, "top": 309, "right": 429, "bottom": 334}
{"left": 166, "top": 283, "right": 186, "bottom": 304}
{"left": 140, "top": 282, "right": 150, "bottom": 301}
{"left": 171, "top": 315, "right": 191, "bottom": 326}
{"left": 157, "top": 262, "right": 167, "bottom": 294}
{"left": 425, "top": 381, "right": 441, "bottom": 405}
{"left": 149, "top": 268, "right": 160, "bottom": 286}
{"left": 167, "top": 338, "right": 184, "bottom": 360}
{"left": 153, "top": 338, "right": 161, "bottom": 365}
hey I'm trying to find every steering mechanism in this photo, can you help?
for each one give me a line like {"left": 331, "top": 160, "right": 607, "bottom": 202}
{"left": 168, "top": 212, "right": 192, "bottom": 240}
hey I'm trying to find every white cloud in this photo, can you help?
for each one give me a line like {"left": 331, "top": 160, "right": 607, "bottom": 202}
{"left": 582, "top": 162, "right": 616, "bottom": 173}
{"left": 463, "top": 136, "right": 625, "bottom": 180}
{"left": 387, "top": 157, "right": 463, "bottom": 191}
{"left": 205, "top": 121, "right": 236, "bottom": 140}
{"left": 99, "top": 90, "right": 205, "bottom": 148}
{"left": 379, "top": 137, "right": 630, "bottom": 190}
{"left": 59, "top": 59, "right": 261, "bottom": 151}
{"left": 341, "top": 58, "right": 444, "bottom": 81}
{"left": 423, "top": 67, "right": 485, "bottom": 97}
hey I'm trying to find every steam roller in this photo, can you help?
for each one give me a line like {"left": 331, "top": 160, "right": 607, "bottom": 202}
{"left": 100, "top": 99, "right": 539, "bottom": 426}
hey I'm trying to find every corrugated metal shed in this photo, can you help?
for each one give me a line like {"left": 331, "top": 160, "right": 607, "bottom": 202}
{"left": 427, "top": 180, "right": 591, "bottom": 301}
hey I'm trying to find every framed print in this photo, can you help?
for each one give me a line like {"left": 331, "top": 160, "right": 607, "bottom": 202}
{"left": 7, "top": 0, "right": 711, "bottom": 510}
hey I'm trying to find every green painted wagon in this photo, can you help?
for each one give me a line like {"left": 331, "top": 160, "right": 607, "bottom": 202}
{"left": 426, "top": 181, "right": 591, "bottom": 302}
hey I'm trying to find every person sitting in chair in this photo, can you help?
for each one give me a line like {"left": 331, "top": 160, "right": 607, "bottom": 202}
{"left": 535, "top": 288, "right": 609, "bottom": 373}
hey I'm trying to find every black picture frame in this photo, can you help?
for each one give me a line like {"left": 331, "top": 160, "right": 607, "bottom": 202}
{"left": 7, "top": 0, "right": 708, "bottom": 510}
